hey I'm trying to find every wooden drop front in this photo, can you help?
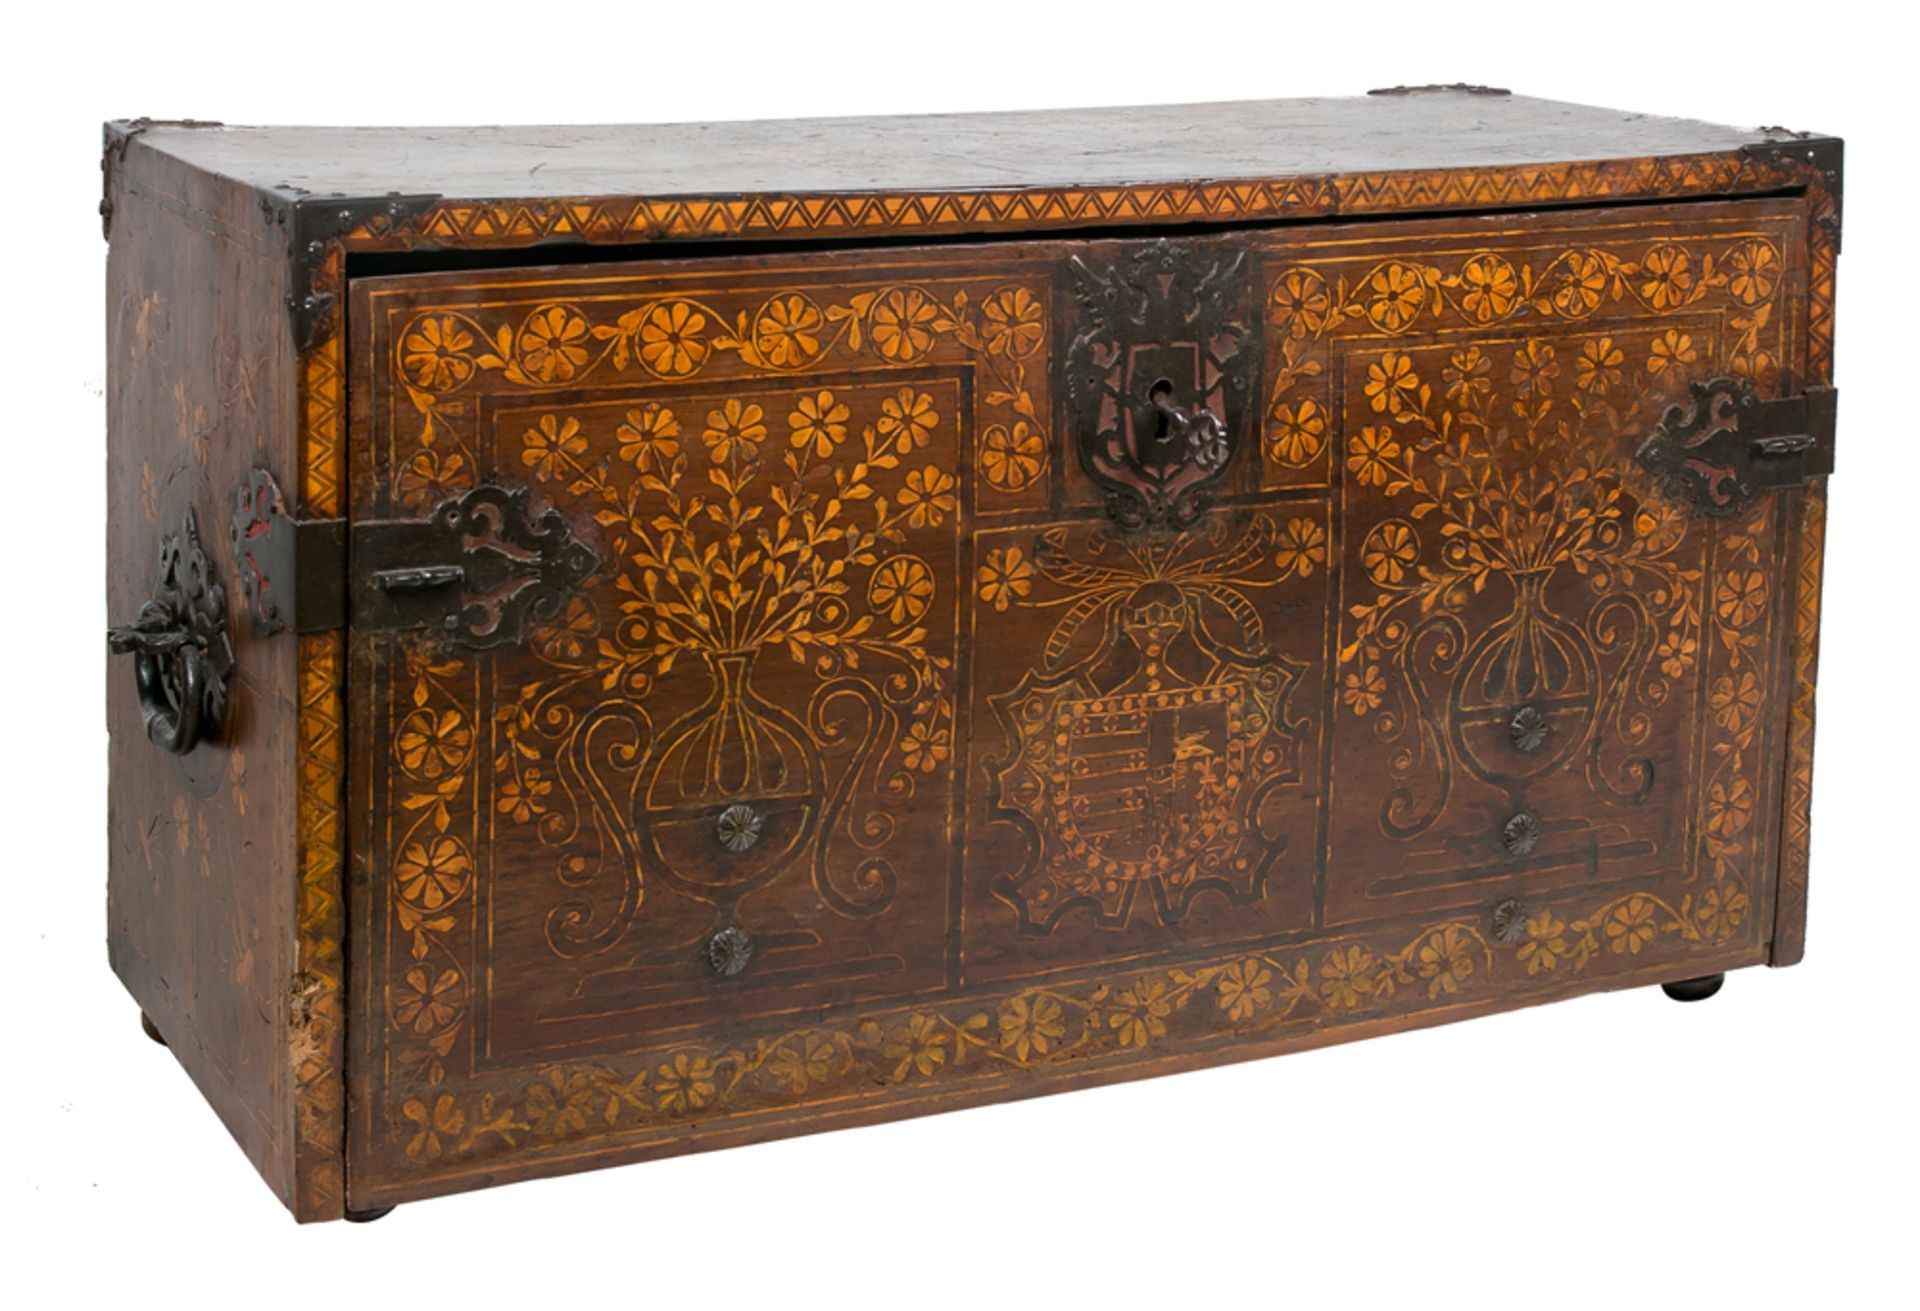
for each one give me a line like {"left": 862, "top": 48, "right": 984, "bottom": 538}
{"left": 102, "top": 92, "right": 1841, "bottom": 1219}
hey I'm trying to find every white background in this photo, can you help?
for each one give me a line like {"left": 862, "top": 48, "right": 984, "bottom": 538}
{"left": 5, "top": 1, "right": 1912, "bottom": 1302}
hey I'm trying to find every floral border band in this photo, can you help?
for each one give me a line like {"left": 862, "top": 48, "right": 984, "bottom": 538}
{"left": 384, "top": 883, "right": 1756, "bottom": 1176}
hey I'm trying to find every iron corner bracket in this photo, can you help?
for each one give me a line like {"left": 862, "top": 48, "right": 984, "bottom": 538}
{"left": 101, "top": 117, "right": 226, "bottom": 240}
{"left": 253, "top": 188, "right": 446, "bottom": 351}
{"left": 1744, "top": 131, "right": 1844, "bottom": 253}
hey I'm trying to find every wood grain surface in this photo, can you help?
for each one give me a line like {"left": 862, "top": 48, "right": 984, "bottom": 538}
{"left": 125, "top": 93, "right": 1784, "bottom": 199}
{"left": 104, "top": 134, "right": 309, "bottom": 1210}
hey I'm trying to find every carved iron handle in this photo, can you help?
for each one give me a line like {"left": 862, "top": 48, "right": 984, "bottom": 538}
{"left": 109, "top": 607, "right": 218, "bottom": 754}
{"left": 1501, "top": 812, "right": 1541, "bottom": 857}
{"left": 107, "top": 511, "right": 233, "bottom": 756}
{"left": 715, "top": 803, "right": 764, "bottom": 853}
{"left": 707, "top": 926, "right": 755, "bottom": 977}
{"left": 1490, "top": 898, "right": 1529, "bottom": 945}
{"left": 1509, "top": 705, "right": 1549, "bottom": 753}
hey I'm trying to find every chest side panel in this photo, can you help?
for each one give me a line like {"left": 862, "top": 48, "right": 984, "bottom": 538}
{"left": 344, "top": 198, "right": 1810, "bottom": 1205}
{"left": 105, "top": 150, "right": 310, "bottom": 1210}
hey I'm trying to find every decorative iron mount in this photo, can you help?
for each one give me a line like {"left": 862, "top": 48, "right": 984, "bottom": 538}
{"left": 1743, "top": 131, "right": 1843, "bottom": 251}
{"left": 228, "top": 469, "right": 599, "bottom": 647}
{"left": 351, "top": 485, "right": 600, "bottom": 648}
{"left": 1367, "top": 83, "right": 1511, "bottom": 96}
{"left": 107, "top": 511, "right": 233, "bottom": 755}
{"left": 1066, "top": 239, "right": 1252, "bottom": 530}
{"left": 230, "top": 469, "right": 347, "bottom": 636}
{"left": 1636, "top": 377, "right": 1838, "bottom": 518}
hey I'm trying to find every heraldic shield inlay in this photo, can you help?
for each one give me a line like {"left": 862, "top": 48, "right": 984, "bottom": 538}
{"left": 987, "top": 514, "right": 1307, "bottom": 932}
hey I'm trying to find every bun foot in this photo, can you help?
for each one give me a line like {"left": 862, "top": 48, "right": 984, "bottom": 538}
{"left": 344, "top": 1205, "right": 396, "bottom": 1224}
{"left": 1660, "top": 973, "right": 1725, "bottom": 1003}
{"left": 140, "top": 1011, "right": 167, "bottom": 1046}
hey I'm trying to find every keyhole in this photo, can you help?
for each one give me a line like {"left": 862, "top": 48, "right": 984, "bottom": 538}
{"left": 1147, "top": 378, "right": 1178, "bottom": 438}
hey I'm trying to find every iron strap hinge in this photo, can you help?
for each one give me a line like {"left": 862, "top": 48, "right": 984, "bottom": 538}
{"left": 230, "top": 470, "right": 348, "bottom": 635}
{"left": 350, "top": 484, "right": 599, "bottom": 647}
{"left": 230, "top": 472, "right": 599, "bottom": 643}
{"left": 1635, "top": 379, "right": 1837, "bottom": 519}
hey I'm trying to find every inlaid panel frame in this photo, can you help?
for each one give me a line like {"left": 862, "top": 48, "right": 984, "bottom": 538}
{"left": 1254, "top": 201, "right": 1808, "bottom": 957}
{"left": 343, "top": 250, "right": 1061, "bottom": 1195}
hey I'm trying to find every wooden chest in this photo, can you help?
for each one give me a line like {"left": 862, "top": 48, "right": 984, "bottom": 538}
{"left": 103, "top": 90, "right": 1841, "bottom": 1221}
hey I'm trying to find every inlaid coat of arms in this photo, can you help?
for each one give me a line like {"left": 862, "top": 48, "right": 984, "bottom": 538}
{"left": 986, "top": 514, "right": 1310, "bottom": 931}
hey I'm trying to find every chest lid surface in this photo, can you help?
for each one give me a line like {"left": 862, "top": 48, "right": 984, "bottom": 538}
{"left": 118, "top": 91, "right": 1809, "bottom": 198}
{"left": 111, "top": 90, "right": 1842, "bottom": 358}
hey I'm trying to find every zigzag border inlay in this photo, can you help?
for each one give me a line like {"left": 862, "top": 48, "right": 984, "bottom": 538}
{"left": 332, "top": 152, "right": 1811, "bottom": 255}
{"left": 1771, "top": 169, "right": 1838, "bottom": 967}
{"left": 292, "top": 631, "right": 347, "bottom": 1219}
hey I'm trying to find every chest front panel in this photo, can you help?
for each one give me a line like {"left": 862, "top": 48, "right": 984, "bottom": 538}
{"left": 345, "top": 198, "right": 1809, "bottom": 1199}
